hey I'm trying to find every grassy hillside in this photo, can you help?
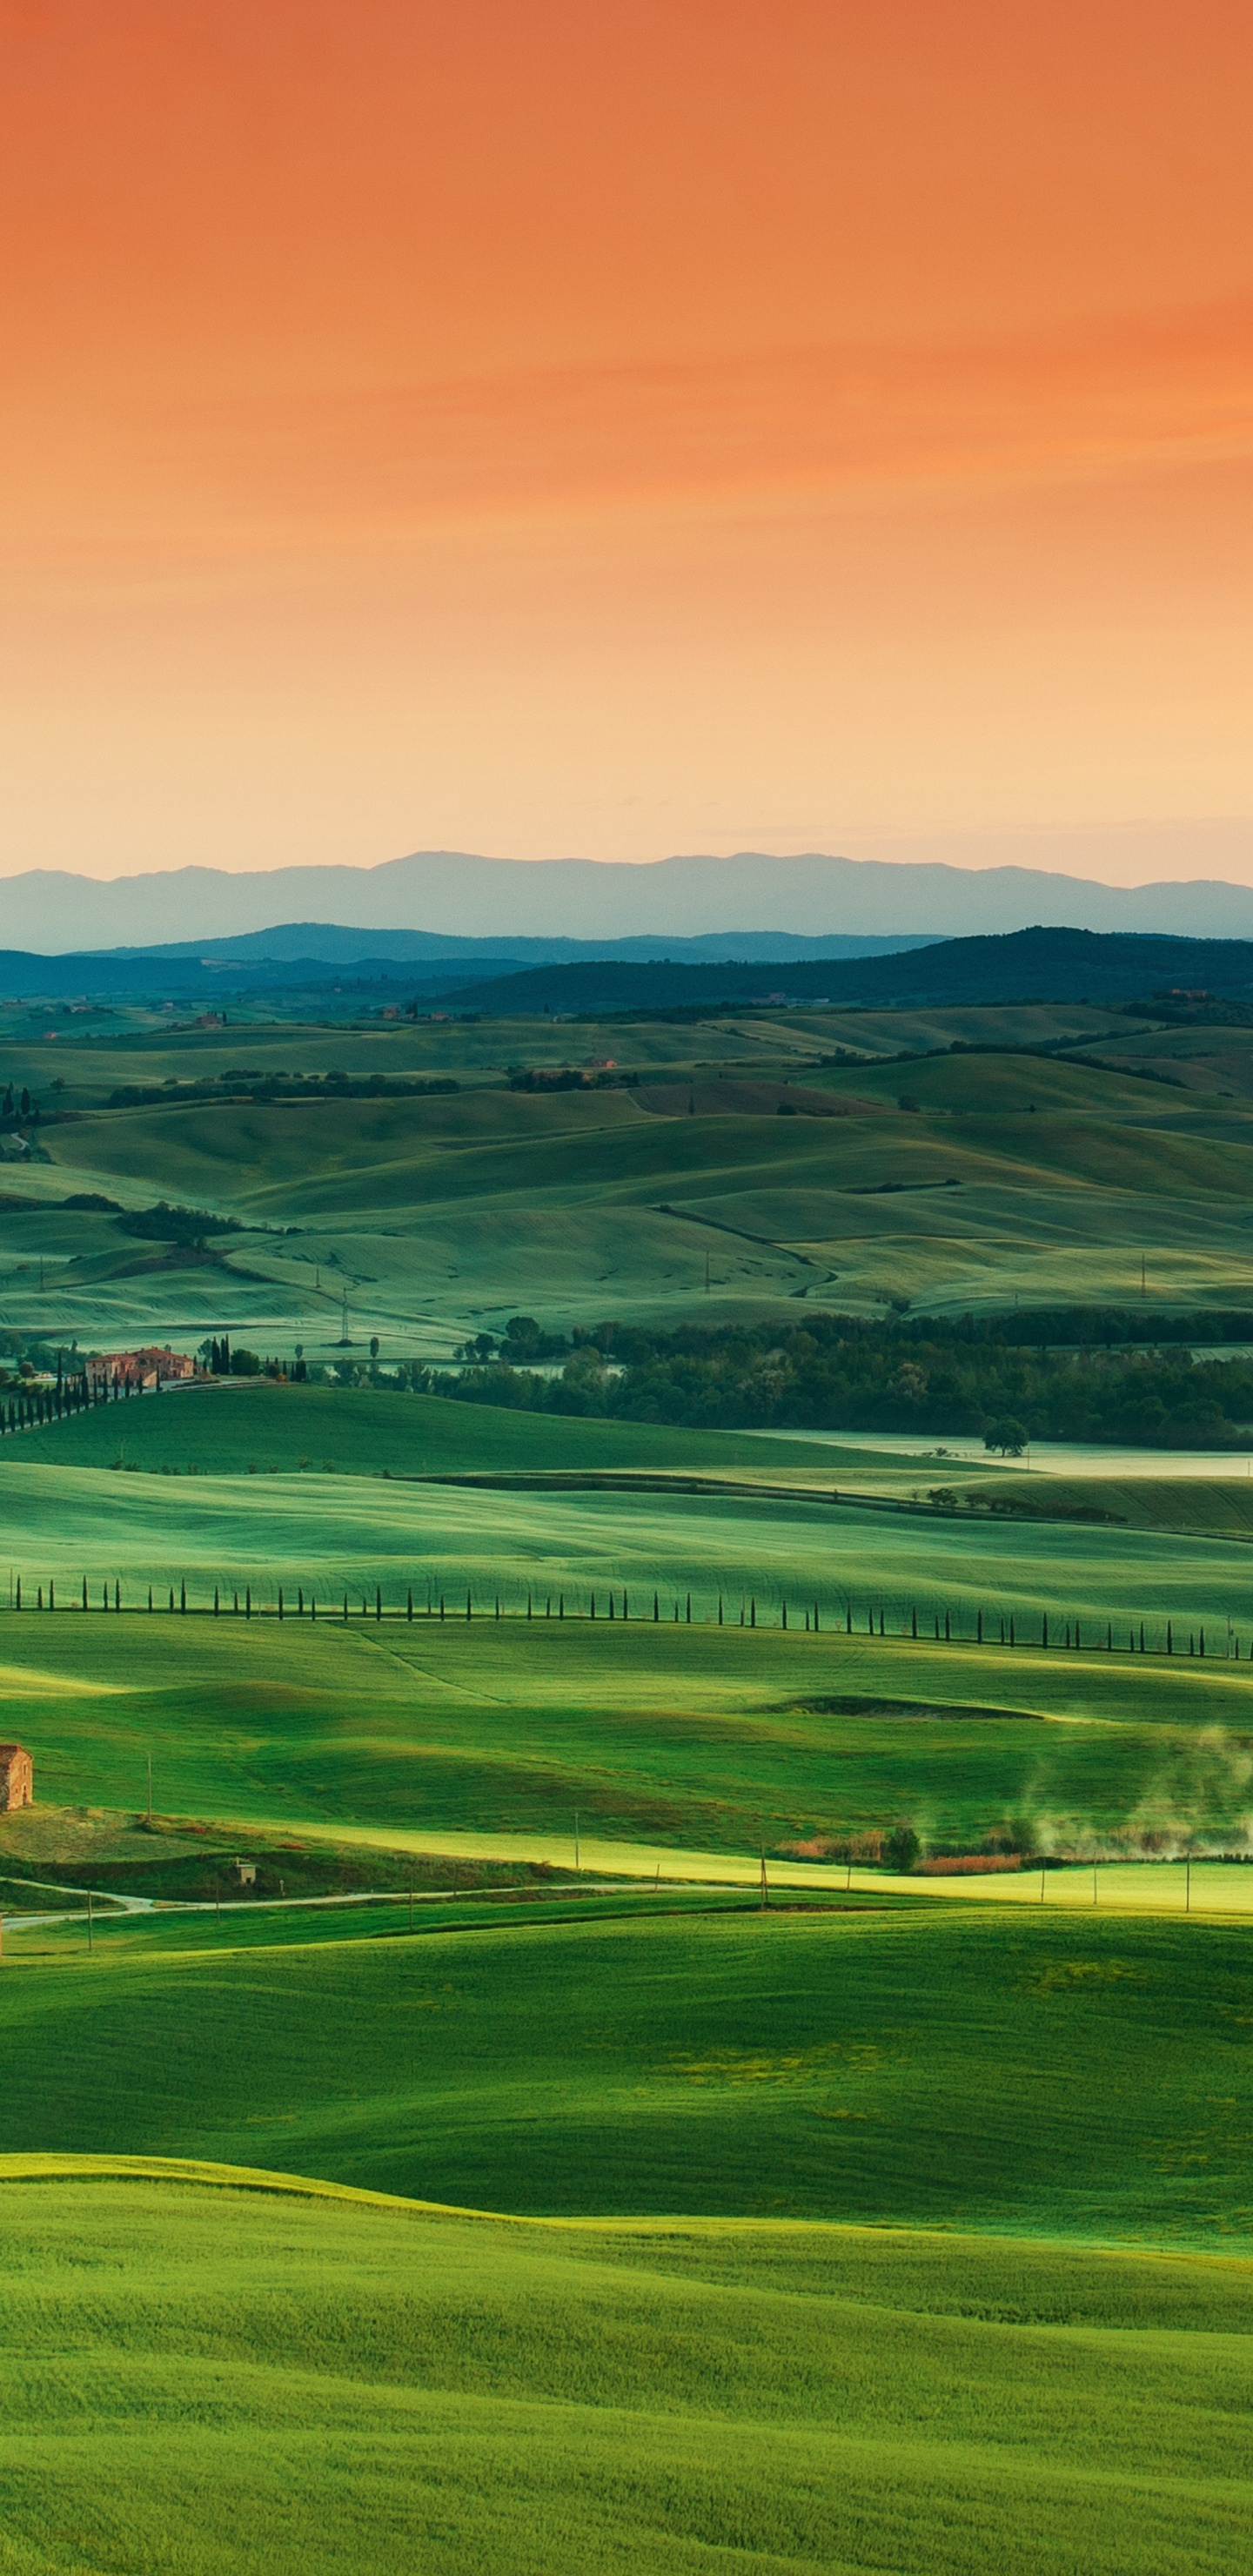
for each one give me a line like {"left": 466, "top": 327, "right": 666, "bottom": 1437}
{"left": 2, "top": 2176, "right": 1248, "bottom": 2575}
{"left": 3, "top": 1612, "right": 1253, "bottom": 1857}
{"left": 10, "top": 1379, "right": 866, "bottom": 1479}
{"left": 0, "top": 1902, "right": 1250, "bottom": 2243}
{"left": 3, "top": 1443, "right": 1252, "bottom": 1641}
{"left": 6, "top": 1003, "right": 1253, "bottom": 1343}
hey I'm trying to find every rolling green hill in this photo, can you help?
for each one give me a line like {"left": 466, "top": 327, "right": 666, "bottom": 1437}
{"left": 3, "top": 2174, "right": 1248, "bottom": 2575}
{"left": 4, "top": 1610, "right": 1253, "bottom": 1859}
{"left": 10, "top": 1378, "right": 864, "bottom": 1480}
{"left": 6, "top": 1003, "right": 1253, "bottom": 1345}
{"left": 2, "top": 1901, "right": 1252, "bottom": 2243}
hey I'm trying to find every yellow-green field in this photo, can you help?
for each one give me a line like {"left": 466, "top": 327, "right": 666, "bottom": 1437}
{"left": 1, "top": 2172, "right": 1249, "bottom": 2574}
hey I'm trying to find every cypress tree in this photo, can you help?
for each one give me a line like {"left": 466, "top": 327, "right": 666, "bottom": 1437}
{"left": 1200, "top": 1627, "right": 1206, "bottom": 1656}
{"left": 407, "top": 1588, "right": 413, "bottom": 1621}
{"left": 115, "top": 1581, "right": 120, "bottom": 1613}
{"left": 466, "top": 1589, "right": 471, "bottom": 1621}
{"left": 245, "top": 1586, "right": 251, "bottom": 1620}
{"left": 378, "top": 1587, "right": 384, "bottom": 1622}
{"left": 814, "top": 1603, "right": 820, "bottom": 1633}
{"left": 311, "top": 1596, "right": 317, "bottom": 1620}
{"left": 527, "top": 1593, "right": 533, "bottom": 1619}
{"left": 298, "top": 1588, "right": 303, "bottom": 1615}
{"left": 846, "top": 1602, "right": 852, "bottom": 1634}
{"left": 180, "top": 1580, "right": 186, "bottom": 1613}
{"left": 880, "top": 1609, "right": 886, "bottom": 1637}
{"left": 559, "top": 1593, "right": 565, "bottom": 1618}
{"left": 214, "top": 1586, "right": 219, "bottom": 1615}
{"left": 607, "top": 1592, "right": 614, "bottom": 1619}
{"left": 1042, "top": 1612, "right": 1048, "bottom": 1647}
{"left": 976, "top": 1609, "right": 982, "bottom": 1643}
{"left": 687, "top": 1593, "right": 692, "bottom": 1623}
{"left": 623, "top": 1590, "right": 629, "bottom": 1620}
{"left": 1009, "top": 1613, "right": 1015, "bottom": 1645}
{"left": 1167, "top": 1621, "right": 1173, "bottom": 1654}
{"left": 717, "top": 1595, "right": 723, "bottom": 1626}
{"left": 653, "top": 1592, "right": 660, "bottom": 1621}
{"left": 148, "top": 1586, "right": 153, "bottom": 1612}
{"left": 944, "top": 1609, "right": 950, "bottom": 1642}
{"left": 912, "top": 1607, "right": 918, "bottom": 1639}
{"left": 590, "top": 1593, "right": 596, "bottom": 1620}
{"left": 278, "top": 1588, "right": 284, "bottom": 1621}
{"left": 14, "top": 1578, "right": 20, "bottom": 1609}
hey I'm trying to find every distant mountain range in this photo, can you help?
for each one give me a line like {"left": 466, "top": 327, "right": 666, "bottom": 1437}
{"left": 0, "top": 926, "right": 930, "bottom": 1001}
{"left": 7, "top": 845, "right": 1253, "bottom": 952}
{"left": 443, "top": 928, "right": 1253, "bottom": 1016}
{"left": 3, "top": 924, "right": 1252, "bottom": 1014}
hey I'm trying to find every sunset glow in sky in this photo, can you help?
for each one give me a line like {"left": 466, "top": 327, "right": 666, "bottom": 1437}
{"left": 3, "top": 1, "right": 1251, "bottom": 880}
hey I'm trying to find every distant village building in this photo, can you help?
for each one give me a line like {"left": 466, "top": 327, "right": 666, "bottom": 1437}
{"left": 0, "top": 1746, "right": 32, "bottom": 1812}
{"left": 85, "top": 1346, "right": 198, "bottom": 1391}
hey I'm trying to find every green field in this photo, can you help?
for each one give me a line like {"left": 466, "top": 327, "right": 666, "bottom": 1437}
{"left": 2, "top": 1897, "right": 1252, "bottom": 2235}
{"left": 4, "top": 1610, "right": 1253, "bottom": 1859}
{"left": 8, "top": 997, "right": 1253, "bottom": 1343}
{"left": 7, "top": 1003, "right": 1253, "bottom": 2566}
{"left": 1, "top": 2173, "right": 1249, "bottom": 2575}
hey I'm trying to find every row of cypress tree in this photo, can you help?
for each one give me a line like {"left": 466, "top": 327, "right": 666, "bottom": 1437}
{"left": 2, "top": 1579, "right": 1229, "bottom": 1657}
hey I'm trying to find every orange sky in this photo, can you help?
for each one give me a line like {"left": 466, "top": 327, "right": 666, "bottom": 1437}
{"left": 2, "top": 0, "right": 1251, "bottom": 882}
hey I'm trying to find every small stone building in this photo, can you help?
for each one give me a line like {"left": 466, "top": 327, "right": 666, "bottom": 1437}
{"left": 0, "top": 1746, "right": 32, "bottom": 1812}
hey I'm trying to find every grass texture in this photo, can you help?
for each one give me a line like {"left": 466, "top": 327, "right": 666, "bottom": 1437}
{"left": 2, "top": 1900, "right": 1252, "bottom": 2247}
{"left": 0, "top": 2174, "right": 1249, "bottom": 2574}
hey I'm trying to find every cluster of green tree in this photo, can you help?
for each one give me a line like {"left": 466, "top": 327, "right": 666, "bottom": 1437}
{"left": 506, "top": 1065, "right": 638, "bottom": 1091}
{"left": 429, "top": 1310, "right": 1253, "bottom": 1447}
{"left": 1, "top": 1083, "right": 36, "bottom": 1124}
{"left": 453, "top": 1315, "right": 569, "bottom": 1364}
{"left": 118, "top": 1203, "right": 242, "bottom": 1244}
{"left": 105, "top": 1071, "right": 460, "bottom": 1107}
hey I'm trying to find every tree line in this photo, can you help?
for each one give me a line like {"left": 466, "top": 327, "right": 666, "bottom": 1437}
{"left": 427, "top": 1310, "right": 1253, "bottom": 1447}
{"left": 2, "top": 1578, "right": 1235, "bottom": 1662}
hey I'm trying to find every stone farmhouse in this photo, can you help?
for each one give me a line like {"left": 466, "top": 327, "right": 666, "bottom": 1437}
{"left": 0, "top": 1745, "right": 32, "bottom": 1812}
